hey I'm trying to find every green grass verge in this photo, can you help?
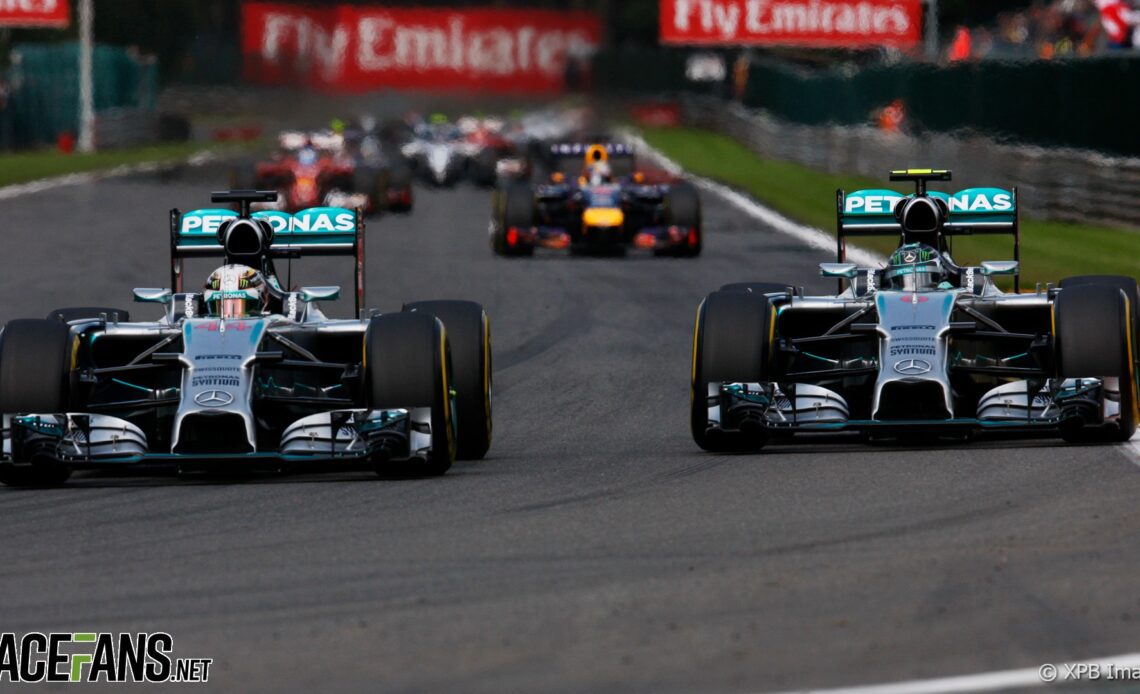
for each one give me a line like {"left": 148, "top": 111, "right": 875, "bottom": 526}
{"left": 642, "top": 126, "right": 1139, "bottom": 287}
{"left": 0, "top": 141, "right": 245, "bottom": 188}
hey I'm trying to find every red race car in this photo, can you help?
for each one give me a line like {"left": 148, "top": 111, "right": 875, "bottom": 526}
{"left": 232, "top": 131, "right": 412, "bottom": 215}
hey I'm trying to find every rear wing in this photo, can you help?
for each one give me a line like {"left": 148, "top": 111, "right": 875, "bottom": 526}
{"left": 549, "top": 142, "right": 634, "bottom": 159}
{"left": 835, "top": 185, "right": 1021, "bottom": 290}
{"left": 169, "top": 204, "right": 366, "bottom": 315}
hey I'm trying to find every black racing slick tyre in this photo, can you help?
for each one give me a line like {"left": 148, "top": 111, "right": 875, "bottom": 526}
{"left": 1055, "top": 283, "right": 1139, "bottom": 443}
{"left": 690, "top": 290, "right": 773, "bottom": 452}
{"left": 664, "top": 183, "right": 702, "bottom": 257}
{"left": 403, "top": 301, "right": 492, "bottom": 461}
{"left": 0, "top": 319, "right": 73, "bottom": 486}
{"left": 492, "top": 183, "right": 535, "bottom": 256}
{"left": 365, "top": 313, "right": 455, "bottom": 475}
{"left": 1059, "top": 275, "right": 1140, "bottom": 346}
{"left": 358, "top": 167, "right": 390, "bottom": 217}
{"left": 48, "top": 307, "right": 130, "bottom": 323}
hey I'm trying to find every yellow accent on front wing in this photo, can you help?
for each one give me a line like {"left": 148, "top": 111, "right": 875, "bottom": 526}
{"left": 582, "top": 207, "right": 623, "bottom": 228}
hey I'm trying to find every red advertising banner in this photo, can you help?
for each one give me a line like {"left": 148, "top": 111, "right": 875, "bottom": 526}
{"left": 0, "top": 0, "right": 69, "bottom": 28}
{"left": 242, "top": 3, "right": 601, "bottom": 93}
{"left": 660, "top": 0, "right": 923, "bottom": 48}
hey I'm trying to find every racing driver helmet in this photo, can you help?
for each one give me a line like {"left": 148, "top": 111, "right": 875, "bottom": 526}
{"left": 204, "top": 265, "right": 267, "bottom": 319}
{"left": 883, "top": 243, "right": 946, "bottom": 292}
{"left": 586, "top": 160, "right": 612, "bottom": 186}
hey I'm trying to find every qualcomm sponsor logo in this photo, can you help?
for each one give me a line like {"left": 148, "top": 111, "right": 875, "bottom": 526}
{"left": 893, "top": 358, "right": 933, "bottom": 375}
{"left": 193, "top": 390, "right": 235, "bottom": 407}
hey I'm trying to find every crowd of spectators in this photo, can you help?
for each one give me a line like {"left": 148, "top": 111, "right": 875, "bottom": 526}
{"left": 947, "top": 0, "right": 1139, "bottom": 61}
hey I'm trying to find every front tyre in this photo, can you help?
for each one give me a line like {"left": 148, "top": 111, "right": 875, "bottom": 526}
{"left": 1055, "top": 282, "right": 1139, "bottom": 443}
{"left": 691, "top": 290, "right": 773, "bottom": 452}
{"left": 403, "top": 301, "right": 492, "bottom": 460}
{"left": 365, "top": 313, "right": 455, "bottom": 475}
{"left": 0, "top": 319, "right": 74, "bottom": 486}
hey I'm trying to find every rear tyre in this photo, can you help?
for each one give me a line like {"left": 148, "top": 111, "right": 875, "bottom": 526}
{"left": 365, "top": 313, "right": 455, "bottom": 475}
{"left": 691, "top": 290, "right": 773, "bottom": 452}
{"left": 403, "top": 301, "right": 492, "bottom": 460}
{"left": 1055, "top": 283, "right": 1138, "bottom": 443}
{"left": 492, "top": 183, "right": 535, "bottom": 257}
{"left": 358, "top": 167, "right": 390, "bottom": 217}
{"left": 48, "top": 307, "right": 130, "bottom": 323}
{"left": 388, "top": 164, "right": 414, "bottom": 213}
{"left": 665, "top": 183, "right": 702, "bottom": 257}
{"left": 0, "top": 319, "right": 73, "bottom": 486}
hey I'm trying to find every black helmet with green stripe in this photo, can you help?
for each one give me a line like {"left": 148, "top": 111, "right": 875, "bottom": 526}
{"left": 884, "top": 243, "right": 945, "bottom": 291}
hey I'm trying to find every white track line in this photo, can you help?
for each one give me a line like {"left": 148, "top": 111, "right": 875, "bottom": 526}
{"left": 0, "top": 150, "right": 219, "bottom": 201}
{"left": 625, "top": 131, "right": 885, "bottom": 268}
{"left": 772, "top": 651, "right": 1140, "bottom": 694}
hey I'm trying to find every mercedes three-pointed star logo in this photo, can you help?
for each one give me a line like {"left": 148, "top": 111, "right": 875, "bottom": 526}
{"left": 194, "top": 390, "right": 235, "bottom": 407}
{"left": 893, "top": 359, "right": 933, "bottom": 376}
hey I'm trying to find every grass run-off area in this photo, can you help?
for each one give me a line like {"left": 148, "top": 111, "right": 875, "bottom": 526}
{"left": 642, "top": 126, "right": 1140, "bottom": 287}
{"left": 0, "top": 142, "right": 225, "bottom": 188}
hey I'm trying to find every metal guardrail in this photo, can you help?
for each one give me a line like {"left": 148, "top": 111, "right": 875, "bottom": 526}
{"left": 683, "top": 96, "right": 1140, "bottom": 229}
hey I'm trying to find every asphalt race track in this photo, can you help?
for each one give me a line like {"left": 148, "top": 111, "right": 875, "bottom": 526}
{"left": 1, "top": 165, "right": 1139, "bottom": 693}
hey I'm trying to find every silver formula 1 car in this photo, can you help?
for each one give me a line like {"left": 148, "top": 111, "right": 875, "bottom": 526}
{"left": 0, "top": 191, "right": 491, "bottom": 486}
{"left": 691, "top": 170, "right": 1139, "bottom": 451}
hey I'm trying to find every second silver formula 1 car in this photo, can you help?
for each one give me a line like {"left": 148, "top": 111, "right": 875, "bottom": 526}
{"left": 691, "top": 170, "right": 1139, "bottom": 451}
{"left": 0, "top": 191, "right": 492, "bottom": 486}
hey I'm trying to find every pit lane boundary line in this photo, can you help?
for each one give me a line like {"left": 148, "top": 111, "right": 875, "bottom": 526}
{"left": 0, "top": 150, "right": 220, "bottom": 201}
{"left": 769, "top": 650, "right": 1140, "bottom": 694}
{"left": 623, "top": 131, "right": 885, "bottom": 268}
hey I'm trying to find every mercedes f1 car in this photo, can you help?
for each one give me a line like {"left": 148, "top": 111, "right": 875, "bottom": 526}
{"left": 0, "top": 191, "right": 491, "bottom": 486}
{"left": 490, "top": 143, "right": 702, "bottom": 257}
{"left": 691, "top": 170, "right": 1139, "bottom": 451}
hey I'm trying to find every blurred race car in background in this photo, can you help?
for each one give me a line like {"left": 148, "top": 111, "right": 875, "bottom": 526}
{"left": 232, "top": 130, "right": 412, "bottom": 215}
{"left": 400, "top": 117, "right": 479, "bottom": 187}
{"left": 489, "top": 142, "right": 702, "bottom": 257}
{"left": 691, "top": 169, "right": 1139, "bottom": 451}
{"left": 0, "top": 191, "right": 490, "bottom": 487}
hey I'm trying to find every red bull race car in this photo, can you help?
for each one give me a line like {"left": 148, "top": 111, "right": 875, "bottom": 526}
{"left": 490, "top": 143, "right": 702, "bottom": 257}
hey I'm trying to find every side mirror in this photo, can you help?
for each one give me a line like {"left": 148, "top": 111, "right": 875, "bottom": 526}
{"left": 299, "top": 286, "right": 340, "bottom": 302}
{"left": 819, "top": 263, "right": 859, "bottom": 279}
{"left": 981, "top": 260, "right": 1019, "bottom": 276}
{"left": 133, "top": 288, "right": 172, "bottom": 304}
